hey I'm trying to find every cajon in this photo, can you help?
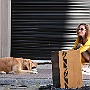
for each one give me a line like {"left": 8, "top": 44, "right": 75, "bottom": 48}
{"left": 51, "top": 50, "right": 82, "bottom": 88}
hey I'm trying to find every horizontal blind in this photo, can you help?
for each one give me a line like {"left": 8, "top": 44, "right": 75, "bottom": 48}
{"left": 11, "top": 0, "right": 90, "bottom": 60}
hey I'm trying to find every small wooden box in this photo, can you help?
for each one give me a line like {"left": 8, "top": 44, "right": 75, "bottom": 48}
{"left": 51, "top": 50, "right": 82, "bottom": 88}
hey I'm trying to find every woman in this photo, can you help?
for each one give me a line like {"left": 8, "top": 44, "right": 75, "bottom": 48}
{"left": 72, "top": 23, "right": 90, "bottom": 64}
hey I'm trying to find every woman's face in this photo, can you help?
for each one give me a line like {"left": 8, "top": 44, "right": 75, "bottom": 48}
{"left": 77, "top": 25, "right": 86, "bottom": 38}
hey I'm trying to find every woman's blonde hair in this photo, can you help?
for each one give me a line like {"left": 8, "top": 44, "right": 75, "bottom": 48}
{"left": 76, "top": 23, "right": 90, "bottom": 43}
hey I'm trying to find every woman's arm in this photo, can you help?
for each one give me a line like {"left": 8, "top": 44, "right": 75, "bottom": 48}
{"left": 72, "top": 38, "right": 79, "bottom": 50}
{"left": 78, "top": 38, "right": 90, "bottom": 53}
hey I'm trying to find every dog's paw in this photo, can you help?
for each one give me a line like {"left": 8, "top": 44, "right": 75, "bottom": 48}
{"left": 0, "top": 71, "right": 6, "bottom": 74}
{"left": 30, "top": 69, "right": 38, "bottom": 74}
{"left": 32, "top": 69, "right": 38, "bottom": 74}
{"left": 32, "top": 71, "right": 38, "bottom": 74}
{"left": 30, "top": 70, "right": 38, "bottom": 74}
{"left": 8, "top": 71, "right": 16, "bottom": 74}
{"left": 32, "top": 68, "right": 37, "bottom": 72}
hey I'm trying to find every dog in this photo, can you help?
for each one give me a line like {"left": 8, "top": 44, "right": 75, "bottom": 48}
{"left": 0, "top": 57, "right": 37, "bottom": 74}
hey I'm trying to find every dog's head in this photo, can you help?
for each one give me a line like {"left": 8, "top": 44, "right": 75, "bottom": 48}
{"left": 23, "top": 59, "right": 37, "bottom": 70}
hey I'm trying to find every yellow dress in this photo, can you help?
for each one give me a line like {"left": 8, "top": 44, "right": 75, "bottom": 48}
{"left": 72, "top": 37, "right": 90, "bottom": 63}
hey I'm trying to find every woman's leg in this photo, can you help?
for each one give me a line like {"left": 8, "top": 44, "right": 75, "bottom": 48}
{"left": 75, "top": 43, "right": 90, "bottom": 62}
{"left": 81, "top": 51, "right": 90, "bottom": 63}
{"left": 82, "top": 51, "right": 90, "bottom": 72}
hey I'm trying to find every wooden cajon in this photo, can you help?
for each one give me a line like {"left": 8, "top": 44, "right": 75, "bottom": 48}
{"left": 51, "top": 50, "right": 82, "bottom": 88}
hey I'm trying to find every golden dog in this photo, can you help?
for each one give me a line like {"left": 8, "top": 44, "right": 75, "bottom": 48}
{"left": 0, "top": 57, "right": 37, "bottom": 74}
